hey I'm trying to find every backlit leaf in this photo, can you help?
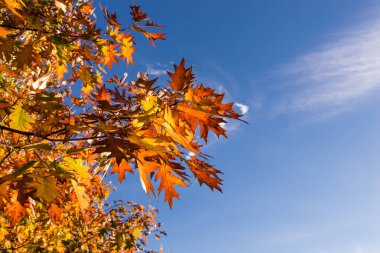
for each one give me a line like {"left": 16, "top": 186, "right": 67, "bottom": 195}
{"left": 9, "top": 104, "right": 35, "bottom": 131}
{"left": 167, "top": 58, "right": 194, "bottom": 91}
{"left": 25, "top": 175, "right": 60, "bottom": 202}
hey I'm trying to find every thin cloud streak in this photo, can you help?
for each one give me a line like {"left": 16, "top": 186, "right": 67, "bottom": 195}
{"left": 146, "top": 64, "right": 167, "bottom": 76}
{"left": 273, "top": 18, "right": 380, "bottom": 119}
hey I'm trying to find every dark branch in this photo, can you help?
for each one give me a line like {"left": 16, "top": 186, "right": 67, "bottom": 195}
{"left": 0, "top": 24, "right": 96, "bottom": 39}
{"left": 0, "top": 125, "right": 104, "bottom": 142}
{"left": 0, "top": 125, "right": 34, "bottom": 136}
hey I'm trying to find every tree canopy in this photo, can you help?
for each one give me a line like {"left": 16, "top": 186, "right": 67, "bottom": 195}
{"left": 0, "top": 0, "right": 241, "bottom": 251}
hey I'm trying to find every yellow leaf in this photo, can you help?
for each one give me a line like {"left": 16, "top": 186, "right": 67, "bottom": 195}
{"left": 60, "top": 157, "right": 90, "bottom": 183}
{"left": 156, "top": 106, "right": 199, "bottom": 154}
{"left": 54, "top": 62, "right": 67, "bottom": 81}
{"left": 81, "top": 84, "right": 94, "bottom": 95}
{"left": 9, "top": 103, "right": 35, "bottom": 131}
{"left": 71, "top": 180, "right": 89, "bottom": 210}
{"left": 141, "top": 95, "right": 161, "bottom": 114}
{"left": 121, "top": 36, "right": 135, "bottom": 64}
{"left": 101, "top": 43, "right": 119, "bottom": 69}
{"left": 25, "top": 175, "right": 60, "bottom": 203}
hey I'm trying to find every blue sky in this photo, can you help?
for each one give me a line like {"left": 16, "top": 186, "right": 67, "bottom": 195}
{"left": 102, "top": 0, "right": 380, "bottom": 252}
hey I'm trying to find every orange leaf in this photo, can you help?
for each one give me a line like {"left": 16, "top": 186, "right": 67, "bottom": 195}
{"left": 5, "top": 201, "right": 27, "bottom": 225}
{"left": 0, "top": 27, "right": 16, "bottom": 38}
{"left": 167, "top": 59, "right": 194, "bottom": 91}
{"left": 112, "top": 159, "right": 133, "bottom": 183}
{"left": 136, "top": 150, "right": 159, "bottom": 197}
{"left": 121, "top": 36, "right": 135, "bottom": 65}
{"left": 101, "top": 43, "right": 119, "bottom": 69}
{"left": 79, "top": 2, "right": 94, "bottom": 15}
{"left": 92, "top": 85, "right": 111, "bottom": 101}
{"left": 155, "top": 163, "right": 188, "bottom": 208}
{"left": 3, "top": 0, "right": 25, "bottom": 20}
{"left": 48, "top": 203, "right": 63, "bottom": 222}
{"left": 187, "top": 157, "right": 223, "bottom": 192}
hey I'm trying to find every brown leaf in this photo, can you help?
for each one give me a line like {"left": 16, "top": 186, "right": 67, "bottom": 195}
{"left": 187, "top": 156, "right": 223, "bottom": 192}
{"left": 167, "top": 59, "right": 194, "bottom": 91}
{"left": 130, "top": 5, "right": 148, "bottom": 22}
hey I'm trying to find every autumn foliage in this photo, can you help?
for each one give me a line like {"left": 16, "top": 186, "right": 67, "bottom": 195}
{"left": 0, "top": 0, "right": 241, "bottom": 251}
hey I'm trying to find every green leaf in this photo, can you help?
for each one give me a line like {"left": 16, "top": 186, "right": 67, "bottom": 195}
{"left": 25, "top": 175, "right": 60, "bottom": 202}
{"left": 9, "top": 104, "right": 35, "bottom": 131}
{"left": 58, "top": 157, "right": 90, "bottom": 181}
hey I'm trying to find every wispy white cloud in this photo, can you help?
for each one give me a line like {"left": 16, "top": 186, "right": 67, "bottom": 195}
{"left": 273, "top": 18, "right": 380, "bottom": 120}
{"left": 146, "top": 63, "right": 167, "bottom": 76}
{"left": 217, "top": 102, "right": 249, "bottom": 133}
{"left": 236, "top": 103, "right": 249, "bottom": 115}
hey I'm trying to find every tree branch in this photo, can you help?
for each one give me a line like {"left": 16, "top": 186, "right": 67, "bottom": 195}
{"left": 0, "top": 24, "right": 97, "bottom": 39}
{"left": 0, "top": 125, "right": 104, "bottom": 142}
{"left": 0, "top": 125, "right": 34, "bottom": 136}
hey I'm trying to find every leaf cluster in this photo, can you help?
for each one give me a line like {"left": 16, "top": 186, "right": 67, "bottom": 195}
{"left": 0, "top": 0, "right": 241, "bottom": 251}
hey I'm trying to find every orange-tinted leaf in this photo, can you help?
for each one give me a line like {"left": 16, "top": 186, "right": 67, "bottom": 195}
{"left": 71, "top": 180, "right": 89, "bottom": 210}
{"left": 167, "top": 59, "right": 194, "bottom": 91}
{"left": 101, "top": 6, "right": 120, "bottom": 26}
{"left": 136, "top": 150, "right": 158, "bottom": 197}
{"left": 92, "top": 85, "right": 111, "bottom": 101}
{"left": 79, "top": 2, "right": 94, "bottom": 15}
{"left": 130, "top": 5, "right": 148, "bottom": 22}
{"left": 145, "top": 32, "right": 166, "bottom": 46}
{"left": 112, "top": 159, "right": 133, "bottom": 183}
{"left": 155, "top": 163, "right": 188, "bottom": 208}
{"left": 145, "top": 21, "right": 164, "bottom": 28}
{"left": 5, "top": 201, "right": 27, "bottom": 225}
{"left": 101, "top": 43, "right": 119, "bottom": 68}
{"left": 187, "top": 157, "right": 223, "bottom": 192}
{"left": 54, "top": 62, "right": 67, "bottom": 81}
{"left": 121, "top": 35, "right": 135, "bottom": 64}
{"left": 0, "top": 27, "right": 16, "bottom": 38}
{"left": 48, "top": 203, "right": 63, "bottom": 221}
{"left": 3, "top": 0, "right": 25, "bottom": 20}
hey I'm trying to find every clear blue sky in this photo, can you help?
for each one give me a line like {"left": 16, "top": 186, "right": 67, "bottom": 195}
{"left": 102, "top": 1, "right": 380, "bottom": 252}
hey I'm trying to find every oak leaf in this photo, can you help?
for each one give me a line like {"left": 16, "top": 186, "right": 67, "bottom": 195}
{"left": 111, "top": 159, "right": 133, "bottom": 183}
{"left": 167, "top": 59, "right": 194, "bottom": 91}
{"left": 155, "top": 163, "right": 188, "bottom": 208}
{"left": 101, "top": 42, "right": 119, "bottom": 68}
{"left": 121, "top": 36, "right": 135, "bottom": 64}
{"left": 130, "top": 5, "right": 148, "bottom": 22}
